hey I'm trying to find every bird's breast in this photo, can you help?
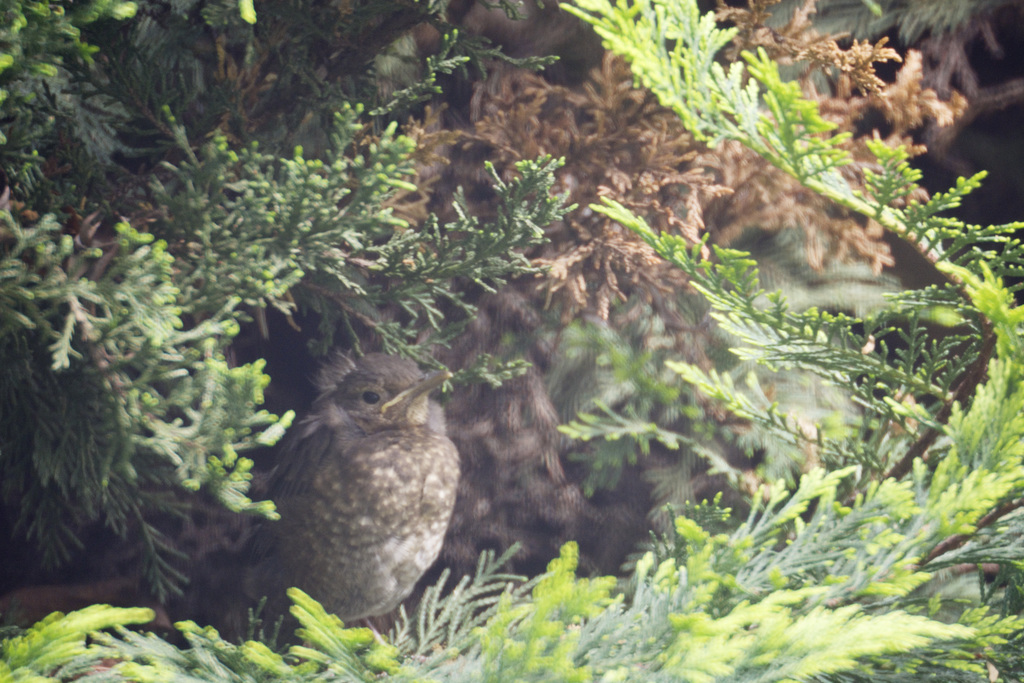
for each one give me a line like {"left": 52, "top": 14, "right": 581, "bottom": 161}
{"left": 294, "top": 427, "right": 460, "bottom": 563}
{"left": 270, "top": 424, "right": 459, "bottom": 621}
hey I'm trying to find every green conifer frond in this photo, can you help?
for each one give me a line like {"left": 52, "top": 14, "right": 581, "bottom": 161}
{"left": 2, "top": 15, "right": 566, "bottom": 591}
{"left": 1, "top": 212, "right": 284, "bottom": 594}
{"left": 562, "top": 0, "right": 1024, "bottom": 487}
{"left": 390, "top": 544, "right": 531, "bottom": 659}
{"left": 551, "top": 0, "right": 1024, "bottom": 676}
{"left": 1, "top": 605, "right": 152, "bottom": 683}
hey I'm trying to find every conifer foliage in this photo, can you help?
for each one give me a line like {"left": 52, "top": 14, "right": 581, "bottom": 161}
{"left": 4, "top": 0, "right": 1024, "bottom": 681}
{"left": 1, "top": 0, "right": 563, "bottom": 601}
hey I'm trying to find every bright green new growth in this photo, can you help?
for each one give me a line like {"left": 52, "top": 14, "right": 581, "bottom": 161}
{"left": 476, "top": 543, "right": 615, "bottom": 683}
{"left": 0, "top": 604, "right": 152, "bottom": 683}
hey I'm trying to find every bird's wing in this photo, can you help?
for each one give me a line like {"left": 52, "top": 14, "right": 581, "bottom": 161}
{"left": 249, "top": 409, "right": 354, "bottom": 562}
{"left": 266, "top": 412, "right": 343, "bottom": 501}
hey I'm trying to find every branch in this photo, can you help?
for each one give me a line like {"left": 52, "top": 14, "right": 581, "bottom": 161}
{"left": 299, "top": 280, "right": 380, "bottom": 330}
{"left": 922, "top": 497, "right": 1024, "bottom": 565}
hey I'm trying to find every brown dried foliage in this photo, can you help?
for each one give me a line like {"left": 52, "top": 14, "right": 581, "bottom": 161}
{"left": 432, "top": 1, "right": 966, "bottom": 314}
{"left": 444, "top": 54, "right": 731, "bottom": 321}
{"left": 418, "top": 0, "right": 967, "bottom": 580}
{"left": 717, "top": 0, "right": 901, "bottom": 96}
{"left": 717, "top": 0, "right": 965, "bottom": 137}
{"left": 710, "top": 0, "right": 967, "bottom": 274}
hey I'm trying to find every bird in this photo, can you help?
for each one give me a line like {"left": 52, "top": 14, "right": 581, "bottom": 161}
{"left": 253, "top": 352, "right": 460, "bottom": 624}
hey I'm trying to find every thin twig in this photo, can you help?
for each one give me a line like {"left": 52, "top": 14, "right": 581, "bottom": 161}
{"left": 299, "top": 280, "right": 380, "bottom": 329}
{"left": 923, "top": 497, "right": 1024, "bottom": 565}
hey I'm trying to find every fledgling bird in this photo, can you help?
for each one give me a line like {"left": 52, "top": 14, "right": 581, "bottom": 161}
{"left": 256, "top": 352, "right": 460, "bottom": 623}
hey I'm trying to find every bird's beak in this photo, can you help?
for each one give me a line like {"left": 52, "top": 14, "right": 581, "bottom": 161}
{"left": 380, "top": 369, "right": 452, "bottom": 417}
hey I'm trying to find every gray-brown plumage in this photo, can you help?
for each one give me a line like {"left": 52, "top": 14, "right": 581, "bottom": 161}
{"left": 257, "top": 352, "right": 460, "bottom": 622}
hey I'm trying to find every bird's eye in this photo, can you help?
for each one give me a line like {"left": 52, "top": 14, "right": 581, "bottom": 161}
{"left": 362, "top": 391, "right": 380, "bottom": 404}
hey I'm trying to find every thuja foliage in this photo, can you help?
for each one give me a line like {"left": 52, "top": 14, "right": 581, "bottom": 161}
{"left": 0, "top": 0, "right": 564, "bottom": 600}
{"left": 5, "top": 0, "right": 1024, "bottom": 680}
{"left": 563, "top": 0, "right": 1024, "bottom": 676}
{"left": 0, "top": 604, "right": 152, "bottom": 682}
{"left": 149, "top": 107, "right": 562, "bottom": 362}
{"left": 9, "top": 466, "right": 1023, "bottom": 681}
{"left": 563, "top": 0, "right": 1024, "bottom": 480}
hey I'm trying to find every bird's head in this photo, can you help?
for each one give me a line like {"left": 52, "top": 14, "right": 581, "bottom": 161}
{"left": 322, "top": 353, "right": 451, "bottom": 434}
